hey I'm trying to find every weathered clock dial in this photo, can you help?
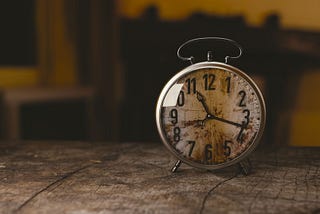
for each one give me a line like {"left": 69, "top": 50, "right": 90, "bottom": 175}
{"left": 157, "top": 63, "right": 265, "bottom": 169}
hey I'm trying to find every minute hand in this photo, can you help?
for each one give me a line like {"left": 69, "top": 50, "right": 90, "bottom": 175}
{"left": 207, "top": 114, "right": 243, "bottom": 128}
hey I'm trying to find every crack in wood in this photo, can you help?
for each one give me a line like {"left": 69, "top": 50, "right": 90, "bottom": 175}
{"left": 14, "top": 164, "right": 94, "bottom": 213}
{"left": 304, "top": 164, "right": 311, "bottom": 201}
{"left": 248, "top": 167, "right": 277, "bottom": 213}
{"left": 199, "top": 172, "right": 239, "bottom": 214}
{"left": 246, "top": 169, "right": 267, "bottom": 206}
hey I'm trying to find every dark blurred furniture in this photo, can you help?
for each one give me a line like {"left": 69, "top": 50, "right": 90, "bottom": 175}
{"left": 119, "top": 11, "right": 320, "bottom": 143}
{"left": 0, "top": 87, "right": 95, "bottom": 140}
{"left": 0, "top": 141, "right": 319, "bottom": 213}
{"left": 0, "top": 0, "right": 36, "bottom": 66}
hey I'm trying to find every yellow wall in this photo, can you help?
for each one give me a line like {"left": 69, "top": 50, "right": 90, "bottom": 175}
{"left": 0, "top": 68, "right": 39, "bottom": 88}
{"left": 36, "top": 0, "right": 78, "bottom": 86}
{"left": 118, "top": 0, "right": 320, "bottom": 30}
{"left": 290, "top": 70, "right": 320, "bottom": 146}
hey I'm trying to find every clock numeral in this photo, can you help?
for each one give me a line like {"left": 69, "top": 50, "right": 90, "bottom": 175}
{"left": 187, "top": 141, "right": 195, "bottom": 157}
{"left": 204, "top": 144, "right": 213, "bottom": 163}
{"left": 223, "top": 140, "right": 232, "bottom": 156}
{"left": 243, "top": 109, "right": 250, "bottom": 126}
{"left": 237, "top": 109, "right": 250, "bottom": 144}
{"left": 225, "top": 77, "right": 231, "bottom": 93}
{"left": 186, "top": 78, "right": 196, "bottom": 94}
{"left": 203, "top": 74, "right": 216, "bottom": 90}
{"left": 177, "top": 91, "right": 185, "bottom": 106}
{"left": 173, "top": 127, "right": 181, "bottom": 143}
{"left": 237, "top": 127, "right": 245, "bottom": 144}
{"left": 238, "top": 90, "right": 246, "bottom": 107}
{"left": 170, "top": 109, "right": 178, "bottom": 125}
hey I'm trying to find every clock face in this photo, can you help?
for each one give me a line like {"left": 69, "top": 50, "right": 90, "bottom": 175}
{"left": 157, "top": 63, "right": 265, "bottom": 169}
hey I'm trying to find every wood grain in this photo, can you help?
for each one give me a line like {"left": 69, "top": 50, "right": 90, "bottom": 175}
{"left": 0, "top": 141, "right": 319, "bottom": 214}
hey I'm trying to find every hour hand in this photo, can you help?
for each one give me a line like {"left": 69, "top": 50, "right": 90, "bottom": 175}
{"left": 196, "top": 91, "right": 210, "bottom": 115}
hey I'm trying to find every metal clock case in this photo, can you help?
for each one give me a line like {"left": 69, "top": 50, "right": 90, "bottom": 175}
{"left": 155, "top": 37, "right": 266, "bottom": 174}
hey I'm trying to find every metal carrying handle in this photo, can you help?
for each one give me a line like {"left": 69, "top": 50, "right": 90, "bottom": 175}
{"left": 177, "top": 37, "right": 243, "bottom": 64}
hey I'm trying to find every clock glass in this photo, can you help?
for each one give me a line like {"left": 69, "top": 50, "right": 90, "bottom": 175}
{"left": 157, "top": 63, "right": 265, "bottom": 169}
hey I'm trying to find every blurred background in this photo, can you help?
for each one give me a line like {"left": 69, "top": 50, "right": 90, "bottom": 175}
{"left": 0, "top": 0, "right": 319, "bottom": 146}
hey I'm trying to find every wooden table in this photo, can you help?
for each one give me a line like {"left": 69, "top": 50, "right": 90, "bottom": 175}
{"left": 0, "top": 141, "right": 319, "bottom": 214}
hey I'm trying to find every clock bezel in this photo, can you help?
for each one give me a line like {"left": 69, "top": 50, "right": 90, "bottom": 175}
{"left": 156, "top": 61, "right": 266, "bottom": 170}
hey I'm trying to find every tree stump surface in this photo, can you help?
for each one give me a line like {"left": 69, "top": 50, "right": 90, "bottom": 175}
{"left": 0, "top": 141, "right": 319, "bottom": 214}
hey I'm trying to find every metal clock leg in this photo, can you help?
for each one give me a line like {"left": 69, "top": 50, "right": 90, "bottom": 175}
{"left": 171, "top": 160, "right": 182, "bottom": 173}
{"left": 238, "top": 158, "right": 252, "bottom": 175}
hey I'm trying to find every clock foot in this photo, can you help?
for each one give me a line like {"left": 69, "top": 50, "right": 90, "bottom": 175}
{"left": 238, "top": 158, "right": 252, "bottom": 175}
{"left": 171, "top": 160, "right": 182, "bottom": 173}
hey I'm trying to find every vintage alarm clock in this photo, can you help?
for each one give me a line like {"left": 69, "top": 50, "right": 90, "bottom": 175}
{"left": 155, "top": 37, "right": 266, "bottom": 174}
